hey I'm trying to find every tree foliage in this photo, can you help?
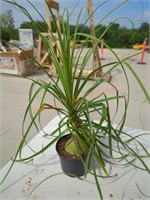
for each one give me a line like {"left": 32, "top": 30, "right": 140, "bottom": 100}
{"left": 95, "top": 22, "right": 149, "bottom": 48}
{"left": 0, "top": 10, "right": 15, "bottom": 31}
{"left": 0, "top": 9, "right": 149, "bottom": 48}
{"left": 0, "top": 9, "right": 18, "bottom": 42}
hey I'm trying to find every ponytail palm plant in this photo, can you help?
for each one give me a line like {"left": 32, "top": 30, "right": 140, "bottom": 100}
{"left": 1, "top": 0, "right": 150, "bottom": 199}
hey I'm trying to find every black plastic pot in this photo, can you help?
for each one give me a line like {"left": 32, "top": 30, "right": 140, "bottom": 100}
{"left": 56, "top": 134, "right": 87, "bottom": 177}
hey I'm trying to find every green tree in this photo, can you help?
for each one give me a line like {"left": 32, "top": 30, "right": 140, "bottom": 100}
{"left": 103, "top": 22, "right": 120, "bottom": 47}
{"left": 0, "top": 10, "right": 15, "bottom": 33}
{"left": 95, "top": 24, "right": 107, "bottom": 44}
{"left": 116, "top": 27, "right": 131, "bottom": 48}
{"left": 0, "top": 9, "right": 18, "bottom": 41}
{"left": 109, "top": 22, "right": 120, "bottom": 31}
{"left": 0, "top": 28, "right": 10, "bottom": 45}
{"left": 138, "top": 22, "right": 149, "bottom": 33}
{"left": 20, "top": 21, "right": 48, "bottom": 33}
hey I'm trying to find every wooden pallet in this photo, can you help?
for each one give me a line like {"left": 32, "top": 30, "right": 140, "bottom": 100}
{"left": 37, "top": 0, "right": 61, "bottom": 68}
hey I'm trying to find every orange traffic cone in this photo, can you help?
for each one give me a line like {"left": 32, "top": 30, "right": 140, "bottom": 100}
{"left": 137, "top": 38, "right": 147, "bottom": 64}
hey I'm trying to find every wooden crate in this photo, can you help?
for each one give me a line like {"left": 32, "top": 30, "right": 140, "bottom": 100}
{"left": 0, "top": 49, "right": 34, "bottom": 76}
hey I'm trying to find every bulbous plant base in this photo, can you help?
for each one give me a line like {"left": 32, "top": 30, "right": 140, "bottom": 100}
{"left": 56, "top": 134, "right": 87, "bottom": 177}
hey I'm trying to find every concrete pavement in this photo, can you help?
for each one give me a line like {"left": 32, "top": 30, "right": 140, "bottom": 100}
{"left": 0, "top": 48, "right": 149, "bottom": 169}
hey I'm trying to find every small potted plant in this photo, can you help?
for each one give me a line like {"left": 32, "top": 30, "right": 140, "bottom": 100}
{"left": 1, "top": 0, "right": 150, "bottom": 199}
